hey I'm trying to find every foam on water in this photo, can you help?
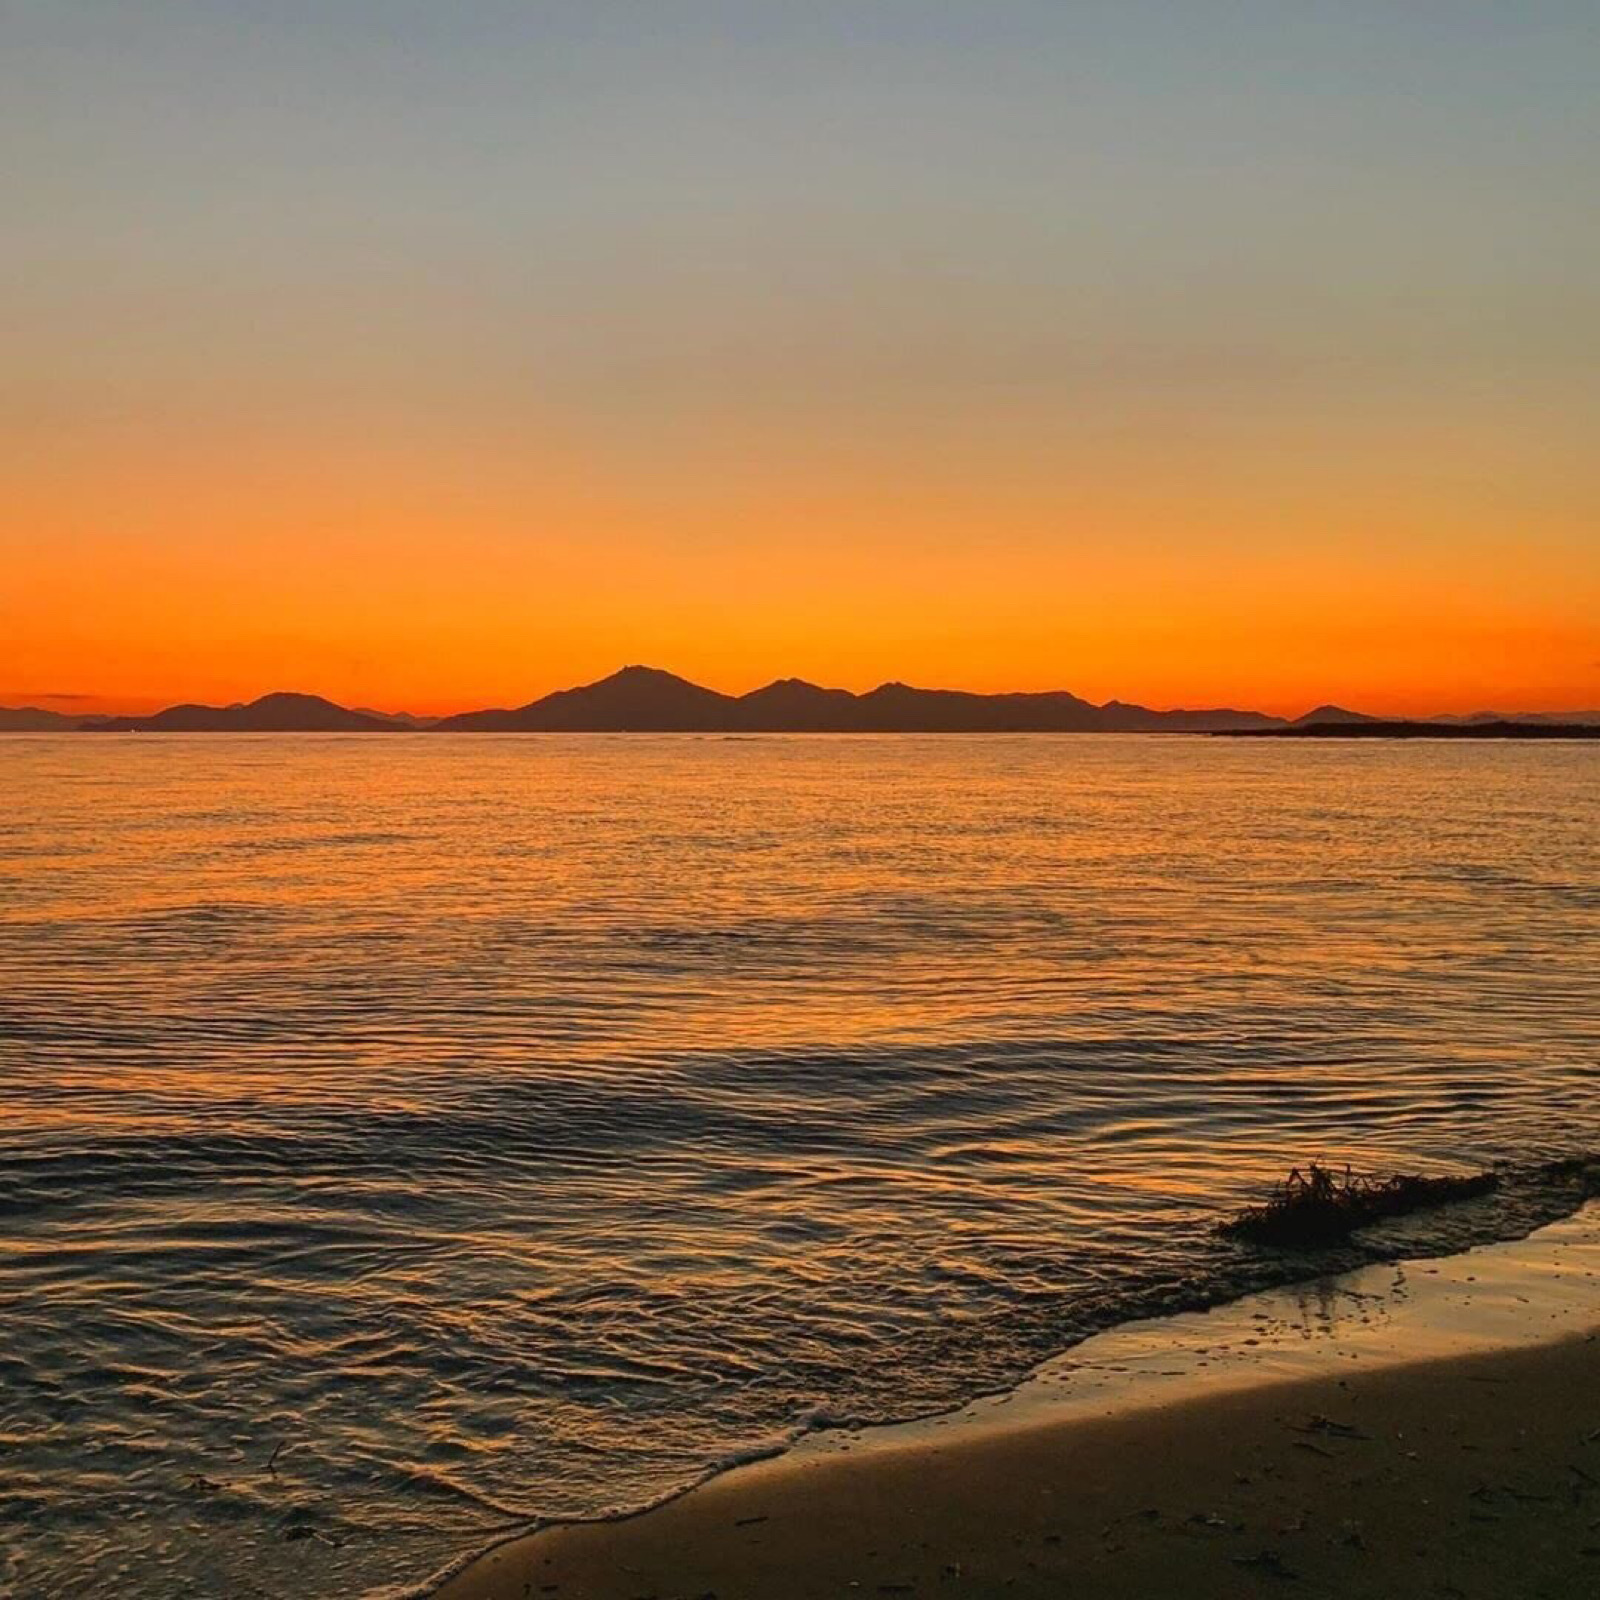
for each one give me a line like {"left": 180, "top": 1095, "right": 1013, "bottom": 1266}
{"left": 1, "top": 733, "right": 1595, "bottom": 1597}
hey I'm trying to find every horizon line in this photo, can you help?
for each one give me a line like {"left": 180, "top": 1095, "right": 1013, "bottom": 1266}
{"left": 6, "top": 665, "right": 1598, "bottom": 729}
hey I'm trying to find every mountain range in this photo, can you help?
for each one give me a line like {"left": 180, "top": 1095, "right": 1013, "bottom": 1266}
{"left": 432, "top": 669, "right": 1290, "bottom": 733}
{"left": 3, "top": 668, "right": 1596, "bottom": 734}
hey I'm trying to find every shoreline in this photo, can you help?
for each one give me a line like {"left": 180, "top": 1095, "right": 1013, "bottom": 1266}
{"left": 420, "top": 1203, "right": 1600, "bottom": 1599}
{"left": 435, "top": 1335, "right": 1600, "bottom": 1600}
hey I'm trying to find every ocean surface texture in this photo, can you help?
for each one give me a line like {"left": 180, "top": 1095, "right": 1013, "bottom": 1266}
{"left": 2, "top": 734, "right": 1595, "bottom": 1598}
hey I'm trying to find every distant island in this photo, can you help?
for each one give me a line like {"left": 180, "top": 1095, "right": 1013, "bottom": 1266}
{"left": 3, "top": 668, "right": 1597, "bottom": 735}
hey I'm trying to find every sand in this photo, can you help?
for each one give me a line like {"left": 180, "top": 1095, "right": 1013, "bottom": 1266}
{"left": 434, "top": 1330, "right": 1599, "bottom": 1600}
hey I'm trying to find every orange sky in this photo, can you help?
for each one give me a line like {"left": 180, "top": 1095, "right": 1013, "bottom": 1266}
{"left": 7, "top": 399, "right": 1594, "bottom": 719}
{"left": 5, "top": 6, "right": 1597, "bottom": 719}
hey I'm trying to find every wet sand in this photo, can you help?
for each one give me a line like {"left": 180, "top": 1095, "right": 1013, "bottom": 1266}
{"left": 436, "top": 1333, "right": 1599, "bottom": 1599}
{"left": 432, "top": 1209, "right": 1600, "bottom": 1600}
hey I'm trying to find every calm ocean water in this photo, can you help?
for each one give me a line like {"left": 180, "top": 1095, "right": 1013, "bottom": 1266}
{"left": 2, "top": 733, "right": 1596, "bottom": 1598}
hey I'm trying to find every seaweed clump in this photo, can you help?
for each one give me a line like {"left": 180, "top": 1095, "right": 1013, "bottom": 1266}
{"left": 1220, "top": 1163, "right": 1498, "bottom": 1249}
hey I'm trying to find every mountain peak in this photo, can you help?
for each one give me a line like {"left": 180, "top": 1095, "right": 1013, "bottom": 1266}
{"left": 250, "top": 691, "right": 343, "bottom": 710}
{"left": 606, "top": 664, "right": 692, "bottom": 684}
{"left": 1295, "top": 704, "right": 1378, "bottom": 725}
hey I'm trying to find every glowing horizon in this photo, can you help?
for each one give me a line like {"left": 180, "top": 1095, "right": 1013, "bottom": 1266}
{"left": 7, "top": 647, "right": 1598, "bottom": 725}
{"left": 5, "top": 5, "right": 1597, "bottom": 720}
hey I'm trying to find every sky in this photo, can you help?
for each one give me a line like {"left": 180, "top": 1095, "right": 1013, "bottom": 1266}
{"left": 4, "top": 2, "right": 1597, "bottom": 716}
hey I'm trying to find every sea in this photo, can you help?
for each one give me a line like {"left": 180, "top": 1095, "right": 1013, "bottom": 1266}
{"left": 1, "top": 733, "right": 1595, "bottom": 1597}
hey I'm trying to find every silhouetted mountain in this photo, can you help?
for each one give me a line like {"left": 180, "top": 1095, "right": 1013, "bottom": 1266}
{"left": 57, "top": 672, "right": 1593, "bottom": 735}
{"left": 1294, "top": 704, "right": 1379, "bottom": 725}
{"left": 431, "top": 666, "right": 1290, "bottom": 733}
{"left": 736, "top": 678, "right": 865, "bottom": 731}
{"left": 0, "top": 705, "right": 108, "bottom": 731}
{"left": 438, "top": 666, "right": 737, "bottom": 731}
{"left": 852, "top": 683, "right": 1103, "bottom": 732}
{"left": 1096, "top": 699, "right": 1284, "bottom": 732}
{"left": 92, "top": 692, "right": 399, "bottom": 733}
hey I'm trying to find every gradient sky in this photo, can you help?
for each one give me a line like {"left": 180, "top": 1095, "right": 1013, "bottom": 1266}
{"left": 5, "top": 2, "right": 1597, "bottom": 715}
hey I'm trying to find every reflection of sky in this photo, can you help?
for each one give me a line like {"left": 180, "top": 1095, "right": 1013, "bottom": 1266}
{"left": 5, "top": 4, "right": 1597, "bottom": 713}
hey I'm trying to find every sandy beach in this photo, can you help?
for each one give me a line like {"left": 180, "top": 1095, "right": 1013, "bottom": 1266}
{"left": 435, "top": 1209, "right": 1600, "bottom": 1600}
{"left": 436, "top": 1333, "right": 1599, "bottom": 1600}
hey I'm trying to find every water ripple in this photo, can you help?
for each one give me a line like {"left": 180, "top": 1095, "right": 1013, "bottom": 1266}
{"left": 0, "top": 733, "right": 1595, "bottom": 1598}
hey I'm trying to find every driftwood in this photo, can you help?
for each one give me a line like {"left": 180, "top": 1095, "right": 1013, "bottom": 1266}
{"left": 1220, "top": 1163, "right": 1497, "bottom": 1248}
